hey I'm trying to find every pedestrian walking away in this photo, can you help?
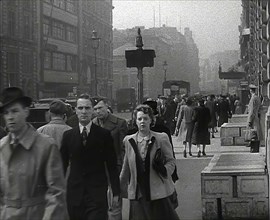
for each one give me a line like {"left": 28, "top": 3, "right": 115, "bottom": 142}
{"left": 216, "top": 95, "right": 232, "bottom": 127}
{"left": 60, "top": 93, "right": 120, "bottom": 220}
{"left": 92, "top": 97, "right": 128, "bottom": 220}
{"left": 0, "top": 87, "right": 68, "bottom": 220}
{"left": 192, "top": 98, "right": 211, "bottom": 157}
{"left": 205, "top": 94, "right": 218, "bottom": 138}
{"left": 37, "top": 99, "right": 72, "bottom": 148}
{"left": 175, "top": 97, "right": 194, "bottom": 158}
{"left": 120, "top": 104, "right": 179, "bottom": 220}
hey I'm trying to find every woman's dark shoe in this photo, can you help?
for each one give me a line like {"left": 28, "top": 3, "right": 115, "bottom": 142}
{"left": 189, "top": 152, "right": 192, "bottom": 156}
{"left": 202, "top": 151, "right": 206, "bottom": 156}
{"left": 183, "top": 150, "right": 187, "bottom": 158}
{"left": 197, "top": 151, "right": 201, "bottom": 158}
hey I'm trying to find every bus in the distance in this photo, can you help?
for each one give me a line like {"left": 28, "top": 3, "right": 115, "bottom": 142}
{"left": 162, "top": 80, "right": 190, "bottom": 97}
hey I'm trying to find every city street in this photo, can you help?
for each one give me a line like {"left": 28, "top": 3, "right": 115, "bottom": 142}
{"left": 114, "top": 111, "right": 246, "bottom": 220}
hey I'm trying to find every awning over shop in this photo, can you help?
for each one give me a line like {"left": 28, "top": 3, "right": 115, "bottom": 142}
{"left": 219, "top": 71, "right": 246, "bottom": 79}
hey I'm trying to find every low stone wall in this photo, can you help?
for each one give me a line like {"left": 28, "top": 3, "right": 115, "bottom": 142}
{"left": 201, "top": 153, "right": 268, "bottom": 219}
{"left": 229, "top": 114, "right": 248, "bottom": 123}
{"left": 220, "top": 123, "right": 248, "bottom": 146}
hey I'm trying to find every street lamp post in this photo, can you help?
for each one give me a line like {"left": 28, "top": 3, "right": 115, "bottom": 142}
{"left": 91, "top": 30, "right": 100, "bottom": 96}
{"left": 163, "top": 61, "right": 168, "bottom": 82}
{"left": 125, "top": 28, "right": 156, "bottom": 104}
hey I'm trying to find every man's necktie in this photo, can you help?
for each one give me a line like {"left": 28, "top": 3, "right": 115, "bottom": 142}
{"left": 81, "top": 127, "right": 87, "bottom": 146}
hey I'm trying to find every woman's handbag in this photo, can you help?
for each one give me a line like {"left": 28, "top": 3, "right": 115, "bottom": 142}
{"left": 153, "top": 148, "right": 167, "bottom": 178}
{"left": 154, "top": 149, "right": 179, "bottom": 209}
{"left": 244, "top": 128, "right": 257, "bottom": 142}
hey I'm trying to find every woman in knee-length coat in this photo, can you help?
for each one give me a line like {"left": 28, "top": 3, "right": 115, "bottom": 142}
{"left": 192, "top": 99, "right": 211, "bottom": 157}
{"left": 120, "top": 104, "right": 179, "bottom": 220}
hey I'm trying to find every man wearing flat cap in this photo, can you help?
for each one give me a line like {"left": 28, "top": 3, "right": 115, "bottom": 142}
{"left": 92, "top": 97, "right": 127, "bottom": 220}
{"left": 38, "top": 99, "right": 71, "bottom": 148}
{"left": 0, "top": 87, "right": 68, "bottom": 220}
{"left": 247, "top": 84, "right": 263, "bottom": 149}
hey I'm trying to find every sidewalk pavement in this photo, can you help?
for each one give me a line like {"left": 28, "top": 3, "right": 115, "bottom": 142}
{"left": 172, "top": 128, "right": 265, "bottom": 220}
{"left": 172, "top": 128, "right": 256, "bottom": 159}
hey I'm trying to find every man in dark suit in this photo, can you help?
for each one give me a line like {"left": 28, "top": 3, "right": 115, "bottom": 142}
{"left": 60, "top": 94, "right": 120, "bottom": 220}
{"left": 216, "top": 95, "right": 232, "bottom": 127}
{"left": 92, "top": 98, "right": 127, "bottom": 220}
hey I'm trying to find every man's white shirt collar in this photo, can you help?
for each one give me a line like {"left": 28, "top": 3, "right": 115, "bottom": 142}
{"left": 79, "top": 122, "right": 92, "bottom": 135}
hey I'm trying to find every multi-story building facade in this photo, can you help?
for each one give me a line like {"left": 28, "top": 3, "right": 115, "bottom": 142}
{"left": 200, "top": 50, "right": 240, "bottom": 95}
{"left": 0, "top": 0, "right": 113, "bottom": 99}
{"left": 113, "top": 25, "right": 200, "bottom": 100}
{"left": 0, "top": 0, "right": 38, "bottom": 98}
{"left": 239, "top": 0, "right": 270, "bottom": 99}
{"left": 39, "top": 0, "right": 79, "bottom": 98}
{"left": 79, "top": 0, "right": 113, "bottom": 99}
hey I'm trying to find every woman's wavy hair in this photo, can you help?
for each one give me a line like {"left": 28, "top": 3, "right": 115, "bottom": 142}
{"left": 133, "top": 104, "right": 155, "bottom": 127}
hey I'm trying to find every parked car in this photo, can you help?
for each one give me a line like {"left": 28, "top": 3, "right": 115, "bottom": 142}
{"left": 27, "top": 105, "right": 50, "bottom": 129}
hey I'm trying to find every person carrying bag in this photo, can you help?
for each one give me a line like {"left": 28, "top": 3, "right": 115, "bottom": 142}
{"left": 120, "top": 104, "right": 179, "bottom": 220}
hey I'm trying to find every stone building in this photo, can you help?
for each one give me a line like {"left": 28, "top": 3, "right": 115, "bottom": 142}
{"left": 0, "top": 0, "right": 113, "bottom": 99}
{"left": 200, "top": 50, "right": 240, "bottom": 95}
{"left": 239, "top": 0, "right": 270, "bottom": 99}
{"left": 112, "top": 25, "right": 200, "bottom": 100}
{"left": 0, "top": 0, "right": 38, "bottom": 98}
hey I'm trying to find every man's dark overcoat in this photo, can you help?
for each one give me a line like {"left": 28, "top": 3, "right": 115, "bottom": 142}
{"left": 217, "top": 99, "right": 231, "bottom": 127}
{"left": 60, "top": 123, "right": 120, "bottom": 207}
{"left": 192, "top": 106, "right": 211, "bottom": 145}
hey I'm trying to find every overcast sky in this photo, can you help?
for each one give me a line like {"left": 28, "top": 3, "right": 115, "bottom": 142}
{"left": 112, "top": 0, "right": 242, "bottom": 59}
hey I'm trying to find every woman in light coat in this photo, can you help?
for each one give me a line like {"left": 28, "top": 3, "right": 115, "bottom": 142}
{"left": 120, "top": 104, "right": 179, "bottom": 220}
{"left": 176, "top": 98, "right": 194, "bottom": 157}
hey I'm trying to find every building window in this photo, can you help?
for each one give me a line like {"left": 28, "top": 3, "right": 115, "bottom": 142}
{"left": 66, "top": 54, "right": 77, "bottom": 71}
{"left": 52, "top": 20, "right": 65, "bottom": 40}
{"left": 66, "top": 0, "right": 76, "bottom": 14}
{"left": 7, "top": 52, "right": 17, "bottom": 72}
{"left": 43, "top": 17, "right": 51, "bottom": 36}
{"left": 8, "top": 11, "right": 16, "bottom": 36}
{"left": 44, "top": 51, "right": 51, "bottom": 69}
{"left": 23, "top": 14, "right": 32, "bottom": 40}
{"left": 66, "top": 25, "right": 76, "bottom": 42}
{"left": 22, "top": 53, "right": 33, "bottom": 73}
{"left": 52, "top": 53, "right": 65, "bottom": 71}
{"left": 7, "top": 52, "right": 18, "bottom": 86}
{"left": 45, "top": 52, "right": 77, "bottom": 72}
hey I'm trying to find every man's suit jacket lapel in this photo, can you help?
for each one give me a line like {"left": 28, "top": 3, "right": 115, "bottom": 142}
{"left": 72, "top": 126, "right": 84, "bottom": 149}
{"left": 86, "top": 123, "right": 100, "bottom": 147}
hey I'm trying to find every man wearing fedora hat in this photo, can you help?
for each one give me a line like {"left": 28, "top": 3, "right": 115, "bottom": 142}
{"left": 247, "top": 84, "right": 263, "bottom": 151}
{"left": 0, "top": 87, "right": 68, "bottom": 219}
{"left": 38, "top": 99, "right": 71, "bottom": 148}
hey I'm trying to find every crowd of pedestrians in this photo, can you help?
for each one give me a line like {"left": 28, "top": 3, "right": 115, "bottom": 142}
{"left": 0, "top": 85, "right": 261, "bottom": 220}
{"left": 0, "top": 87, "right": 180, "bottom": 220}
{"left": 152, "top": 93, "right": 244, "bottom": 158}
